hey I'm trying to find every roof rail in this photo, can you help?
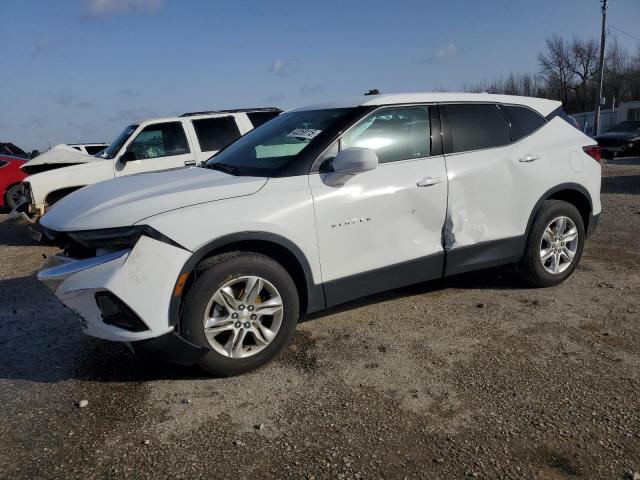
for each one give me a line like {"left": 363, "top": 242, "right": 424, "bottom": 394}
{"left": 179, "top": 107, "right": 282, "bottom": 117}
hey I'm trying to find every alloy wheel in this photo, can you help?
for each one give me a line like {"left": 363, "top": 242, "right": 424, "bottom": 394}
{"left": 202, "top": 276, "right": 283, "bottom": 358}
{"left": 539, "top": 216, "right": 579, "bottom": 274}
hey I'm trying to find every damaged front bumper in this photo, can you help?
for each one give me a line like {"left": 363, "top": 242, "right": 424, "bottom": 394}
{"left": 8, "top": 199, "right": 40, "bottom": 225}
{"left": 37, "top": 235, "right": 192, "bottom": 342}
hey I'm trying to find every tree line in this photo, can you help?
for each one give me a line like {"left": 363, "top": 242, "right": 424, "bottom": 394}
{"left": 462, "top": 34, "right": 640, "bottom": 114}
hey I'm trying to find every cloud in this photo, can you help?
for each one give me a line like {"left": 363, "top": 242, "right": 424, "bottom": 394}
{"left": 66, "top": 119, "right": 97, "bottom": 135}
{"left": 21, "top": 113, "right": 49, "bottom": 130}
{"left": 43, "top": 90, "right": 94, "bottom": 109}
{"left": 267, "top": 59, "right": 300, "bottom": 77}
{"left": 108, "top": 107, "right": 157, "bottom": 123}
{"left": 300, "top": 84, "right": 324, "bottom": 96}
{"left": 264, "top": 93, "right": 285, "bottom": 104}
{"left": 117, "top": 88, "right": 140, "bottom": 96}
{"left": 421, "top": 42, "right": 458, "bottom": 63}
{"left": 84, "top": 0, "right": 161, "bottom": 16}
{"left": 30, "top": 37, "right": 50, "bottom": 60}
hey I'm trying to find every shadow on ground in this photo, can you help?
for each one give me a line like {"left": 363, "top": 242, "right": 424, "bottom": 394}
{"left": 601, "top": 174, "right": 640, "bottom": 195}
{"left": 0, "top": 262, "right": 530, "bottom": 385}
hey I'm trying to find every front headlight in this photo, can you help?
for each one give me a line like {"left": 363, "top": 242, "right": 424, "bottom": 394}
{"left": 67, "top": 226, "right": 183, "bottom": 251}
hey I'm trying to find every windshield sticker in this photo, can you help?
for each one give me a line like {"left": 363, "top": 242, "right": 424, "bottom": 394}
{"left": 286, "top": 128, "right": 322, "bottom": 140}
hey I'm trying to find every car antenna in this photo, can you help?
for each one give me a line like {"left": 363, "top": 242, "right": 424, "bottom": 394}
{"left": 364, "top": 89, "right": 380, "bottom": 96}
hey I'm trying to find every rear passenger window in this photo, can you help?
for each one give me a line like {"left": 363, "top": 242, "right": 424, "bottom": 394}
{"left": 445, "top": 104, "right": 511, "bottom": 153}
{"left": 341, "top": 106, "right": 431, "bottom": 163}
{"left": 71, "top": 146, "right": 81, "bottom": 151}
{"left": 247, "top": 111, "right": 280, "bottom": 128}
{"left": 502, "top": 105, "right": 546, "bottom": 141}
{"left": 192, "top": 117, "right": 241, "bottom": 152}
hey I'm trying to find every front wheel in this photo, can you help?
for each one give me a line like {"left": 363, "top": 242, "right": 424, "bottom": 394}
{"left": 5, "top": 184, "right": 25, "bottom": 210}
{"left": 181, "top": 252, "right": 299, "bottom": 376}
{"left": 519, "top": 200, "right": 585, "bottom": 287}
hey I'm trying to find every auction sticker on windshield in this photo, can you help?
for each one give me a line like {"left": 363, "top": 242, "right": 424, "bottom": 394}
{"left": 286, "top": 128, "right": 322, "bottom": 140}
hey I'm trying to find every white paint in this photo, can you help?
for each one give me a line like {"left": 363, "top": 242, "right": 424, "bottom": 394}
{"left": 38, "top": 93, "right": 601, "bottom": 345}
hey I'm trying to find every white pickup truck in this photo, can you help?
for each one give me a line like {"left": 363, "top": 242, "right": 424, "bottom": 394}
{"left": 16, "top": 108, "right": 280, "bottom": 220}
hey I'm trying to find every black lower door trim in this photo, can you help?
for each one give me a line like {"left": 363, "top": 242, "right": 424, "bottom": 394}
{"left": 444, "top": 236, "right": 526, "bottom": 277}
{"left": 323, "top": 253, "right": 444, "bottom": 308}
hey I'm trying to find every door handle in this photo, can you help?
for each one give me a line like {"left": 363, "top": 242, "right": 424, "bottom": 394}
{"left": 518, "top": 154, "right": 540, "bottom": 163}
{"left": 417, "top": 176, "right": 444, "bottom": 187}
{"left": 184, "top": 160, "right": 196, "bottom": 166}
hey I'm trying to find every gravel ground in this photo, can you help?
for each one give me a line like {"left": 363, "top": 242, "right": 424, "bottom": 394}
{"left": 0, "top": 159, "right": 639, "bottom": 480}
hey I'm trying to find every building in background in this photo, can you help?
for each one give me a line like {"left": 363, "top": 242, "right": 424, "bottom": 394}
{"left": 572, "top": 101, "right": 640, "bottom": 137}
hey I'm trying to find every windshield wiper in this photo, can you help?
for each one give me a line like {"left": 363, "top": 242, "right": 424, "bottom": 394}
{"left": 207, "top": 162, "right": 239, "bottom": 175}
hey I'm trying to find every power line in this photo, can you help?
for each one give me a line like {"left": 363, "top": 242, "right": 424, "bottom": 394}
{"left": 608, "top": 24, "right": 640, "bottom": 43}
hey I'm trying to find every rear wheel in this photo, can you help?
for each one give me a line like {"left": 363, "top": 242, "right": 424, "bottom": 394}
{"left": 5, "top": 184, "right": 25, "bottom": 210}
{"left": 520, "top": 200, "right": 585, "bottom": 287}
{"left": 181, "top": 252, "right": 299, "bottom": 376}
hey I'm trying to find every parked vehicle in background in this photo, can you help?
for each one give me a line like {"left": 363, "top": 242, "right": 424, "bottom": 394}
{"left": 68, "top": 143, "right": 109, "bottom": 156}
{"left": 0, "top": 142, "right": 39, "bottom": 159}
{"left": 594, "top": 121, "right": 640, "bottom": 159}
{"left": 0, "top": 155, "right": 28, "bottom": 210}
{"left": 14, "top": 108, "right": 281, "bottom": 221}
{"left": 21, "top": 144, "right": 104, "bottom": 175}
{"left": 36, "top": 93, "right": 601, "bottom": 376}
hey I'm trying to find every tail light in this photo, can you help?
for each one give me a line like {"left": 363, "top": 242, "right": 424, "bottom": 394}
{"left": 583, "top": 145, "right": 602, "bottom": 163}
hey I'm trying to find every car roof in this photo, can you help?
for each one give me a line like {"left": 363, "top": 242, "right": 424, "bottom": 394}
{"left": 289, "top": 92, "right": 561, "bottom": 116}
{"left": 68, "top": 143, "right": 108, "bottom": 146}
{"left": 132, "top": 108, "right": 281, "bottom": 125}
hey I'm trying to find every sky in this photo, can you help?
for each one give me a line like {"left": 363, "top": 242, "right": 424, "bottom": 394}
{"left": 1, "top": 0, "right": 639, "bottom": 151}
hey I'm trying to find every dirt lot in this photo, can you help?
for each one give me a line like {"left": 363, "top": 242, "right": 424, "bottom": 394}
{"left": 0, "top": 160, "right": 639, "bottom": 480}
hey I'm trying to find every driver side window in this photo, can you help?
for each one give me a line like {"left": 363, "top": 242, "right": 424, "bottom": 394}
{"left": 126, "top": 122, "right": 190, "bottom": 160}
{"left": 341, "top": 106, "right": 431, "bottom": 163}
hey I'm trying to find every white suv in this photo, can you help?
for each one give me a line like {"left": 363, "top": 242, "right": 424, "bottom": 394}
{"left": 16, "top": 108, "right": 280, "bottom": 220}
{"left": 37, "top": 93, "right": 601, "bottom": 376}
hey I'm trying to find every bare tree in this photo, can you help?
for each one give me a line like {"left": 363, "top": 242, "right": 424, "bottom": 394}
{"left": 538, "top": 35, "right": 575, "bottom": 106}
{"left": 569, "top": 38, "right": 599, "bottom": 111}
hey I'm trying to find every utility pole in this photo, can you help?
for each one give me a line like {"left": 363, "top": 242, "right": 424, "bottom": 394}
{"left": 593, "top": 0, "right": 608, "bottom": 136}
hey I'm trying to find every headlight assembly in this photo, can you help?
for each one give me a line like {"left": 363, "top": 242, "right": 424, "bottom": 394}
{"left": 67, "top": 225, "right": 184, "bottom": 251}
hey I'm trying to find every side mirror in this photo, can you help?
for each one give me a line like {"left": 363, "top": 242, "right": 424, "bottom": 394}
{"left": 323, "top": 147, "right": 378, "bottom": 186}
{"left": 120, "top": 149, "right": 137, "bottom": 163}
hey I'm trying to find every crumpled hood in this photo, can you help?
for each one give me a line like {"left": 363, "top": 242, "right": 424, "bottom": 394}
{"left": 40, "top": 167, "right": 268, "bottom": 231}
{"left": 21, "top": 144, "right": 97, "bottom": 173}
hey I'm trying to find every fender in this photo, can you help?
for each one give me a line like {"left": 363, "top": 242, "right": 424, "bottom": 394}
{"left": 168, "top": 231, "right": 326, "bottom": 326}
{"left": 524, "top": 182, "right": 593, "bottom": 240}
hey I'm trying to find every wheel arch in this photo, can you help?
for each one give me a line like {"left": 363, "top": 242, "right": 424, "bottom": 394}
{"left": 44, "top": 185, "right": 85, "bottom": 206}
{"left": 168, "top": 232, "right": 325, "bottom": 328}
{"left": 525, "top": 183, "right": 593, "bottom": 240}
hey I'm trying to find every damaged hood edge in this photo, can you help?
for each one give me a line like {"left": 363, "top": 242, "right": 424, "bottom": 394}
{"left": 39, "top": 167, "right": 269, "bottom": 231}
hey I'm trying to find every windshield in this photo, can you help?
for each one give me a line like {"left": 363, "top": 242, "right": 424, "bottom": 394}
{"left": 609, "top": 121, "right": 640, "bottom": 133}
{"left": 97, "top": 125, "right": 138, "bottom": 159}
{"left": 204, "top": 108, "right": 354, "bottom": 176}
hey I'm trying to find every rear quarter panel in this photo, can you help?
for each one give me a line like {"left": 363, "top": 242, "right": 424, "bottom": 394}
{"left": 444, "top": 117, "right": 600, "bottom": 248}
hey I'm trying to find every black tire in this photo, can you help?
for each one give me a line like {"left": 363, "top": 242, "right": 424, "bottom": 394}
{"left": 519, "top": 200, "right": 585, "bottom": 287}
{"left": 5, "top": 184, "right": 25, "bottom": 210}
{"left": 181, "top": 251, "right": 299, "bottom": 376}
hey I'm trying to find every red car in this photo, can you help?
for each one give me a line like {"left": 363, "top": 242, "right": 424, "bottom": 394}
{"left": 0, "top": 155, "right": 28, "bottom": 210}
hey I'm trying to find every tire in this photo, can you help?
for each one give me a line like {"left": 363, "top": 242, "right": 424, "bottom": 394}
{"left": 519, "top": 200, "right": 585, "bottom": 287}
{"left": 181, "top": 251, "right": 299, "bottom": 376}
{"left": 5, "top": 184, "right": 25, "bottom": 210}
